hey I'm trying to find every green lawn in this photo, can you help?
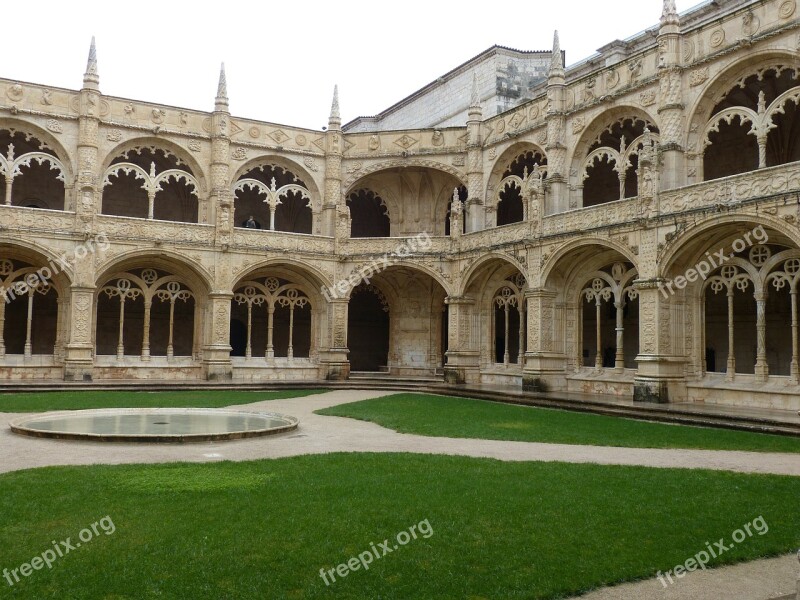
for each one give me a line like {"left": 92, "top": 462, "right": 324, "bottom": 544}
{"left": 0, "top": 389, "right": 326, "bottom": 413}
{"left": 316, "top": 393, "right": 800, "bottom": 453}
{"left": 0, "top": 454, "right": 797, "bottom": 599}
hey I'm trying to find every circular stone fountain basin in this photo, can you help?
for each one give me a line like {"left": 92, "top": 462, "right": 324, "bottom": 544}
{"left": 10, "top": 408, "right": 298, "bottom": 443}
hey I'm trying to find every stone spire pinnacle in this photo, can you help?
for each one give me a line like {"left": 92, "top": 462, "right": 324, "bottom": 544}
{"left": 82, "top": 36, "right": 99, "bottom": 90}
{"left": 549, "top": 31, "right": 564, "bottom": 74}
{"left": 328, "top": 84, "right": 341, "bottom": 128}
{"left": 469, "top": 72, "right": 480, "bottom": 108}
{"left": 330, "top": 85, "right": 340, "bottom": 119}
{"left": 661, "top": 0, "right": 680, "bottom": 26}
{"left": 215, "top": 62, "right": 228, "bottom": 111}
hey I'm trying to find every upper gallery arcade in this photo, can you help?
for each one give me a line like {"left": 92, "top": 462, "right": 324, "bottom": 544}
{"left": 1, "top": 0, "right": 799, "bottom": 411}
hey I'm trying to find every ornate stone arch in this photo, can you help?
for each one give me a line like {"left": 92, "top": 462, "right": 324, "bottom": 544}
{"left": 485, "top": 141, "right": 548, "bottom": 206}
{"left": 540, "top": 237, "right": 639, "bottom": 289}
{"left": 231, "top": 155, "right": 322, "bottom": 210}
{"left": 100, "top": 137, "right": 207, "bottom": 190}
{"left": 94, "top": 250, "right": 213, "bottom": 294}
{"left": 231, "top": 258, "right": 332, "bottom": 302}
{"left": 459, "top": 252, "right": 528, "bottom": 297}
{"left": 341, "top": 158, "right": 466, "bottom": 193}
{"left": 659, "top": 214, "right": 800, "bottom": 279}
{"left": 0, "top": 118, "right": 75, "bottom": 186}
{"left": 685, "top": 51, "right": 800, "bottom": 160}
{"left": 567, "top": 105, "right": 660, "bottom": 186}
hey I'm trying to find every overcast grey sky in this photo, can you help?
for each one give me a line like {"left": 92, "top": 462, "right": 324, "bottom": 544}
{"left": 9, "top": 0, "right": 697, "bottom": 129}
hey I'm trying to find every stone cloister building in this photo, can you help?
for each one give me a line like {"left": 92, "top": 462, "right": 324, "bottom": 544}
{"left": 1, "top": 0, "right": 799, "bottom": 410}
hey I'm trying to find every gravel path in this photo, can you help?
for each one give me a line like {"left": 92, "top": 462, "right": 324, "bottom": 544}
{"left": 1, "top": 389, "right": 798, "bottom": 599}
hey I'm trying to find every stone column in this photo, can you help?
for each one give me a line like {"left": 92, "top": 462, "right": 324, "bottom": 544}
{"left": 318, "top": 298, "right": 350, "bottom": 380}
{"left": 545, "top": 32, "right": 569, "bottom": 214}
{"left": 211, "top": 64, "right": 233, "bottom": 248}
{"left": 656, "top": 1, "right": 686, "bottom": 192}
{"left": 63, "top": 287, "right": 95, "bottom": 381}
{"left": 63, "top": 39, "right": 101, "bottom": 381}
{"left": 523, "top": 288, "right": 566, "bottom": 391}
{"left": 633, "top": 279, "right": 686, "bottom": 403}
{"left": 203, "top": 292, "right": 233, "bottom": 381}
{"left": 75, "top": 37, "right": 100, "bottom": 234}
{"left": 325, "top": 86, "right": 343, "bottom": 240}
{"left": 466, "top": 74, "right": 484, "bottom": 233}
{"left": 443, "top": 295, "right": 480, "bottom": 384}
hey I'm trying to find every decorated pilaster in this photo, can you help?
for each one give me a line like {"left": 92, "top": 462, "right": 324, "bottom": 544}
{"left": 545, "top": 32, "right": 569, "bottom": 213}
{"left": 205, "top": 64, "right": 234, "bottom": 380}
{"left": 64, "top": 38, "right": 101, "bottom": 381}
{"left": 466, "top": 73, "right": 484, "bottom": 232}
{"left": 212, "top": 63, "right": 233, "bottom": 246}
{"left": 522, "top": 288, "right": 565, "bottom": 391}
{"left": 320, "top": 86, "right": 351, "bottom": 379}
{"left": 327, "top": 86, "right": 347, "bottom": 241}
{"left": 636, "top": 128, "right": 658, "bottom": 218}
{"left": 657, "top": 0, "right": 686, "bottom": 191}
{"left": 443, "top": 295, "right": 480, "bottom": 384}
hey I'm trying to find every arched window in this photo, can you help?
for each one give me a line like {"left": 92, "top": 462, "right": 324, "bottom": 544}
{"left": 496, "top": 151, "right": 547, "bottom": 226}
{"left": 231, "top": 278, "right": 312, "bottom": 360}
{"left": 582, "top": 118, "right": 659, "bottom": 208}
{"left": 347, "top": 189, "right": 390, "bottom": 238}
{"left": 702, "top": 66, "right": 800, "bottom": 180}
{"left": 0, "top": 129, "right": 66, "bottom": 210}
{"left": 0, "top": 259, "right": 59, "bottom": 357}
{"left": 233, "top": 165, "right": 312, "bottom": 234}
{"left": 101, "top": 147, "right": 199, "bottom": 222}
{"left": 96, "top": 268, "right": 196, "bottom": 359}
{"left": 580, "top": 263, "right": 639, "bottom": 370}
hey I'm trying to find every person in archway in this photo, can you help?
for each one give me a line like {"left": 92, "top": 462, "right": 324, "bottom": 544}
{"left": 245, "top": 215, "right": 258, "bottom": 229}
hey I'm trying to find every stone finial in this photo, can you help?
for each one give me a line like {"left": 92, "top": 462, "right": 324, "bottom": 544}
{"left": 470, "top": 72, "right": 480, "bottom": 108}
{"left": 330, "top": 84, "right": 340, "bottom": 120}
{"left": 329, "top": 84, "right": 341, "bottom": 129}
{"left": 215, "top": 63, "right": 229, "bottom": 111}
{"left": 82, "top": 36, "right": 100, "bottom": 90}
{"left": 661, "top": 0, "right": 680, "bottom": 26}
{"left": 548, "top": 30, "right": 564, "bottom": 77}
{"left": 550, "top": 31, "right": 564, "bottom": 73}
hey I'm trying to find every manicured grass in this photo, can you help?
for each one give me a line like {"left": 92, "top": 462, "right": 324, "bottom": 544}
{"left": 0, "top": 389, "right": 327, "bottom": 413}
{"left": 316, "top": 393, "right": 800, "bottom": 453}
{"left": 0, "top": 454, "right": 797, "bottom": 599}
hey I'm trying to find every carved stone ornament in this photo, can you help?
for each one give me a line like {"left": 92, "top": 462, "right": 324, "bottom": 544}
{"left": 709, "top": 29, "right": 725, "bottom": 48}
{"left": 6, "top": 84, "right": 23, "bottom": 102}
{"left": 689, "top": 67, "right": 710, "bottom": 87}
{"left": 779, "top": 0, "right": 796, "bottom": 19}
{"left": 639, "top": 90, "right": 657, "bottom": 107}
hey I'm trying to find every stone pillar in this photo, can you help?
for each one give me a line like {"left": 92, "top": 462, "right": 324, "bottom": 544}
{"left": 318, "top": 298, "right": 350, "bottom": 380}
{"left": 633, "top": 279, "right": 686, "bottom": 403}
{"left": 63, "top": 39, "right": 101, "bottom": 381}
{"left": 326, "top": 86, "right": 347, "bottom": 246}
{"left": 523, "top": 288, "right": 566, "bottom": 391}
{"left": 466, "top": 73, "right": 484, "bottom": 233}
{"left": 211, "top": 64, "right": 233, "bottom": 247}
{"left": 203, "top": 292, "right": 233, "bottom": 380}
{"left": 444, "top": 296, "right": 480, "bottom": 384}
{"left": 656, "top": 1, "right": 686, "bottom": 192}
{"left": 76, "top": 37, "right": 100, "bottom": 234}
{"left": 63, "top": 286, "right": 95, "bottom": 381}
{"left": 545, "top": 32, "right": 569, "bottom": 214}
